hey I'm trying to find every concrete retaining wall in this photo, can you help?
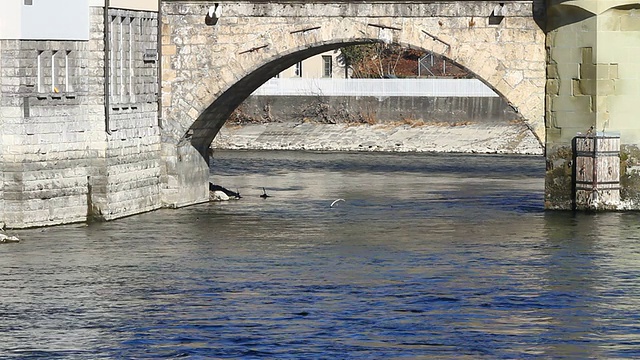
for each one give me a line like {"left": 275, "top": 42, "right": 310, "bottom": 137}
{"left": 235, "top": 95, "right": 520, "bottom": 125}
{"left": 215, "top": 94, "right": 541, "bottom": 155}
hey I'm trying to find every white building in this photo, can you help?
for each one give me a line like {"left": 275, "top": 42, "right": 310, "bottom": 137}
{"left": 0, "top": 0, "right": 162, "bottom": 228}
{"left": 277, "top": 50, "right": 348, "bottom": 79}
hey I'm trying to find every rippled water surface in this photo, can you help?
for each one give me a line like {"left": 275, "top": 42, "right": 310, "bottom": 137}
{"left": 2, "top": 150, "right": 640, "bottom": 359}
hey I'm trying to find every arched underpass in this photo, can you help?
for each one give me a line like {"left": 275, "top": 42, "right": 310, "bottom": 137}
{"left": 161, "top": 1, "right": 545, "bottom": 208}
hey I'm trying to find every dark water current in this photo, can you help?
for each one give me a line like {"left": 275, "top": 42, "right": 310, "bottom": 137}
{"left": 2, "top": 150, "right": 640, "bottom": 359}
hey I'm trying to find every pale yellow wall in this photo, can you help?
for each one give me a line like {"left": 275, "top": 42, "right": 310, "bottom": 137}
{"left": 553, "top": 0, "right": 640, "bottom": 15}
{"left": 597, "top": 8, "right": 640, "bottom": 143}
{"left": 546, "top": 14, "right": 597, "bottom": 145}
{"left": 279, "top": 50, "right": 346, "bottom": 79}
{"left": 111, "top": 0, "right": 158, "bottom": 11}
{"left": 546, "top": 2, "right": 640, "bottom": 146}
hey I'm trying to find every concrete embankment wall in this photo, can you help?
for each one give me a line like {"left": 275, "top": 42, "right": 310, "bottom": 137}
{"left": 213, "top": 94, "right": 543, "bottom": 155}
{"left": 236, "top": 95, "right": 519, "bottom": 125}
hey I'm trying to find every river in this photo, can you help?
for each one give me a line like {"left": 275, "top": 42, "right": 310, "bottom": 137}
{"left": 1, "top": 150, "right": 639, "bottom": 359}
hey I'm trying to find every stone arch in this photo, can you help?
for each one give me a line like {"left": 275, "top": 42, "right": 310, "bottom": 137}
{"left": 161, "top": 2, "right": 546, "bottom": 161}
{"left": 186, "top": 38, "right": 541, "bottom": 160}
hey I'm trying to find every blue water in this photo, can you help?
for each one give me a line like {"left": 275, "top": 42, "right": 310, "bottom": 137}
{"left": 1, "top": 150, "right": 639, "bottom": 359}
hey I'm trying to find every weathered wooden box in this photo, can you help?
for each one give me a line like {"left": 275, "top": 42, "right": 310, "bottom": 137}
{"left": 572, "top": 133, "right": 620, "bottom": 210}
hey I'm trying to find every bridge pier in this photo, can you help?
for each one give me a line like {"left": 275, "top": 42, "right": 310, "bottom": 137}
{"left": 160, "top": 141, "right": 210, "bottom": 209}
{"left": 544, "top": 0, "right": 640, "bottom": 210}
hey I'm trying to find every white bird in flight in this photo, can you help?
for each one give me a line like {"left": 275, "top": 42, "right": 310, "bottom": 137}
{"left": 330, "top": 199, "right": 345, "bottom": 208}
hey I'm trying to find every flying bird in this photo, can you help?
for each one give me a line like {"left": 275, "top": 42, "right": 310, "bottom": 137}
{"left": 330, "top": 199, "right": 345, "bottom": 208}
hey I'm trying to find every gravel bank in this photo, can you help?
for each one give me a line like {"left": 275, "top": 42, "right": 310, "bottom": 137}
{"left": 212, "top": 122, "right": 544, "bottom": 155}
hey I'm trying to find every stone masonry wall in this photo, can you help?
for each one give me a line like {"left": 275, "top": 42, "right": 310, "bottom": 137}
{"left": 101, "top": 8, "right": 162, "bottom": 221}
{"left": 544, "top": 2, "right": 640, "bottom": 210}
{"left": 0, "top": 7, "right": 162, "bottom": 228}
{"left": 0, "top": 35, "right": 102, "bottom": 227}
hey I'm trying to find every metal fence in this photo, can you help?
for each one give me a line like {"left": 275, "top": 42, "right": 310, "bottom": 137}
{"left": 251, "top": 78, "right": 499, "bottom": 97}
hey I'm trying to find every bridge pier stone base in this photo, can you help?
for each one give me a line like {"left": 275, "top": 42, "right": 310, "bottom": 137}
{"left": 161, "top": 142, "right": 210, "bottom": 209}
{"left": 545, "top": 1, "right": 640, "bottom": 210}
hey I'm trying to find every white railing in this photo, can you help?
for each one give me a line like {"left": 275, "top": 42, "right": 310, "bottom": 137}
{"left": 252, "top": 78, "right": 499, "bottom": 97}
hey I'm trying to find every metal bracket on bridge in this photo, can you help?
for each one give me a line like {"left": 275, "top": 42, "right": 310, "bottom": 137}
{"left": 367, "top": 23, "right": 402, "bottom": 31}
{"left": 489, "top": 3, "right": 506, "bottom": 25}
{"left": 421, "top": 30, "right": 451, "bottom": 52}
{"left": 290, "top": 26, "right": 321, "bottom": 35}
{"left": 239, "top": 44, "right": 269, "bottom": 55}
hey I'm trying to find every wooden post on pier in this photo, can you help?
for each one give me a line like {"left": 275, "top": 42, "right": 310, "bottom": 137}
{"left": 572, "top": 133, "right": 620, "bottom": 210}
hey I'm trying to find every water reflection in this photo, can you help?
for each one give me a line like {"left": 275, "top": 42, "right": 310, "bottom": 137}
{"left": 1, "top": 151, "right": 639, "bottom": 358}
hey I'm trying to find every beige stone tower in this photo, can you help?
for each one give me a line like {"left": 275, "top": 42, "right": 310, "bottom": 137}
{"left": 545, "top": 0, "right": 640, "bottom": 210}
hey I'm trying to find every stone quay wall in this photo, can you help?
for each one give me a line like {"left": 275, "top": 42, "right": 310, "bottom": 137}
{"left": 0, "top": 7, "right": 163, "bottom": 228}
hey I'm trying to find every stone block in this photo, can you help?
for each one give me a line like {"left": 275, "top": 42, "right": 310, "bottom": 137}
{"left": 546, "top": 79, "right": 560, "bottom": 95}
{"left": 597, "top": 79, "right": 616, "bottom": 95}
{"left": 621, "top": 15, "right": 640, "bottom": 31}
{"left": 552, "top": 94, "right": 592, "bottom": 113}
{"left": 576, "top": 79, "right": 595, "bottom": 96}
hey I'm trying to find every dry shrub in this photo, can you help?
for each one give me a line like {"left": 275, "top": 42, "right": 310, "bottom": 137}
{"left": 361, "top": 111, "right": 377, "bottom": 125}
{"left": 346, "top": 110, "right": 377, "bottom": 126}
{"left": 400, "top": 116, "right": 425, "bottom": 128}
{"left": 227, "top": 107, "right": 274, "bottom": 125}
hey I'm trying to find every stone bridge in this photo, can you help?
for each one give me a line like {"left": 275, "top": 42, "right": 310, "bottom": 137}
{"left": 160, "top": 0, "right": 547, "bottom": 206}
{"left": 3, "top": 0, "right": 640, "bottom": 228}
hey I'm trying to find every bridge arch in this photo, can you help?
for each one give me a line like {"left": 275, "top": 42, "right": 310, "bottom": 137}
{"left": 162, "top": 1, "right": 546, "bottom": 159}
{"left": 160, "top": 1, "right": 546, "bottom": 206}
{"left": 188, "top": 39, "right": 540, "bottom": 159}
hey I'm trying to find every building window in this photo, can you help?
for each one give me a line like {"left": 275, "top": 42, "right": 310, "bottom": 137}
{"left": 65, "top": 51, "right": 72, "bottom": 92}
{"left": 24, "top": 0, "right": 33, "bottom": 5}
{"left": 322, "top": 56, "right": 332, "bottom": 78}
{"left": 129, "top": 17, "right": 135, "bottom": 102}
{"left": 294, "top": 61, "right": 302, "bottom": 77}
{"left": 51, "top": 51, "right": 57, "bottom": 92}
{"left": 110, "top": 16, "right": 117, "bottom": 98}
{"left": 119, "top": 16, "right": 125, "bottom": 102}
{"left": 35, "top": 49, "right": 74, "bottom": 94}
{"left": 36, "top": 51, "right": 43, "bottom": 92}
{"left": 108, "top": 12, "right": 157, "bottom": 105}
